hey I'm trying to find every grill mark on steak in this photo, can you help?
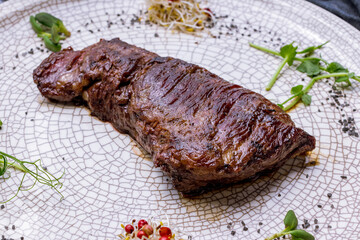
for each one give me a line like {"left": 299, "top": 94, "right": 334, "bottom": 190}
{"left": 162, "top": 63, "right": 199, "bottom": 100}
{"left": 33, "top": 38, "right": 316, "bottom": 196}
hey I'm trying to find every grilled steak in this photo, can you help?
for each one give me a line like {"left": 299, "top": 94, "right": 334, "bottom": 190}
{"left": 33, "top": 38, "right": 315, "bottom": 195}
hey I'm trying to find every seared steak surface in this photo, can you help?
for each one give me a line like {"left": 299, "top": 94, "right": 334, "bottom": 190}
{"left": 34, "top": 38, "right": 315, "bottom": 195}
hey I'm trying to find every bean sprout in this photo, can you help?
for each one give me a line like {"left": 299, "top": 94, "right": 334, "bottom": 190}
{"left": 146, "top": 0, "right": 216, "bottom": 34}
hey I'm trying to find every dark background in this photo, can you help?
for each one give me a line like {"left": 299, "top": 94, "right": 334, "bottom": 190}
{"left": 0, "top": 0, "right": 359, "bottom": 30}
{"left": 307, "top": 0, "right": 360, "bottom": 30}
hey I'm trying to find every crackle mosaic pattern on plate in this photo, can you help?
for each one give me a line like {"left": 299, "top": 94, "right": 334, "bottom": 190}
{"left": 0, "top": 0, "right": 359, "bottom": 239}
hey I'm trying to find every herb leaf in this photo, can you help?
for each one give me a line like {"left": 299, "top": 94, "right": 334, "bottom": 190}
{"left": 35, "top": 12, "right": 70, "bottom": 37}
{"left": 51, "top": 25, "right": 60, "bottom": 44}
{"left": 291, "top": 85, "right": 304, "bottom": 95}
{"left": 42, "top": 35, "right": 62, "bottom": 52}
{"left": 280, "top": 43, "right": 298, "bottom": 66}
{"left": 301, "top": 94, "right": 312, "bottom": 106}
{"left": 0, "top": 119, "right": 2, "bottom": 129}
{"left": 288, "top": 229, "right": 315, "bottom": 240}
{"left": 30, "top": 12, "right": 70, "bottom": 52}
{"left": 264, "top": 210, "right": 314, "bottom": 240}
{"left": 30, "top": 16, "right": 44, "bottom": 34}
{"left": 284, "top": 210, "right": 298, "bottom": 230}
{"left": 326, "top": 62, "right": 347, "bottom": 73}
{"left": 297, "top": 41, "right": 329, "bottom": 55}
{"left": 326, "top": 62, "right": 352, "bottom": 86}
{"left": 335, "top": 75, "right": 351, "bottom": 86}
{"left": 296, "top": 59, "right": 321, "bottom": 77}
{"left": 0, "top": 154, "right": 7, "bottom": 176}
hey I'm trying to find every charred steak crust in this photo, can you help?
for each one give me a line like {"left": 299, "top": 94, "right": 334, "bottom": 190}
{"left": 33, "top": 38, "right": 316, "bottom": 195}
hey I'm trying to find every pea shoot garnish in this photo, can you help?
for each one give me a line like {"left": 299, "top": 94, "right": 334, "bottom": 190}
{"left": 0, "top": 151, "right": 64, "bottom": 203}
{"left": 265, "top": 210, "right": 314, "bottom": 240}
{"left": 265, "top": 42, "right": 298, "bottom": 91}
{"left": 249, "top": 41, "right": 360, "bottom": 111}
{"left": 30, "top": 12, "right": 71, "bottom": 52}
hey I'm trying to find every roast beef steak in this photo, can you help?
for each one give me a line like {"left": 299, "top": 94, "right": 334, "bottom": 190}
{"left": 33, "top": 38, "right": 315, "bottom": 195}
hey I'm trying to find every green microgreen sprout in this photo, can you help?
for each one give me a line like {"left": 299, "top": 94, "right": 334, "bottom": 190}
{"left": 249, "top": 41, "right": 360, "bottom": 111}
{"left": 42, "top": 34, "right": 62, "bottom": 52}
{"left": 35, "top": 12, "right": 71, "bottom": 37}
{"left": 297, "top": 41, "right": 329, "bottom": 56}
{"left": 29, "top": 12, "right": 71, "bottom": 52}
{"left": 0, "top": 150, "right": 64, "bottom": 203}
{"left": 296, "top": 59, "right": 321, "bottom": 77}
{"left": 264, "top": 210, "right": 315, "bottom": 240}
{"left": 30, "top": 15, "right": 43, "bottom": 34}
{"left": 265, "top": 42, "right": 298, "bottom": 91}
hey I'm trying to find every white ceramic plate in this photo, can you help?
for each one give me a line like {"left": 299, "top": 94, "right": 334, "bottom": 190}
{"left": 1, "top": 0, "right": 359, "bottom": 239}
